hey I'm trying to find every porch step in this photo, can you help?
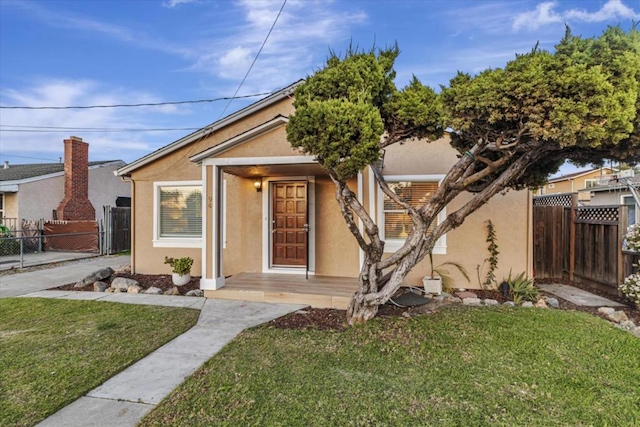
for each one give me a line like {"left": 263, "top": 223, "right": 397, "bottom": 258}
{"left": 204, "top": 288, "right": 351, "bottom": 310}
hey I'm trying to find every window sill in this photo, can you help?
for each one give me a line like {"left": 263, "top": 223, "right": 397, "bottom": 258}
{"left": 153, "top": 238, "right": 202, "bottom": 248}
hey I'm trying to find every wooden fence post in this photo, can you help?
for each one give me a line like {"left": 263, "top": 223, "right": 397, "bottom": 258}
{"left": 569, "top": 193, "right": 578, "bottom": 281}
{"left": 617, "top": 206, "right": 628, "bottom": 291}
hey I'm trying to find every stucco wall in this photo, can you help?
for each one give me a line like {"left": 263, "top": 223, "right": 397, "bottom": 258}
{"left": 18, "top": 176, "right": 64, "bottom": 223}
{"left": 3, "top": 192, "right": 19, "bottom": 221}
{"left": 88, "top": 163, "right": 131, "bottom": 223}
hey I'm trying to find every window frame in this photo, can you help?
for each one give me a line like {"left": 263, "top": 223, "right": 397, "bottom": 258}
{"left": 584, "top": 178, "right": 599, "bottom": 189}
{"left": 153, "top": 181, "right": 203, "bottom": 248}
{"left": 377, "top": 175, "right": 446, "bottom": 254}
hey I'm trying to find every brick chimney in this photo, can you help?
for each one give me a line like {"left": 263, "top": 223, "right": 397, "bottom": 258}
{"left": 56, "top": 136, "right": 96, "bottom": 220}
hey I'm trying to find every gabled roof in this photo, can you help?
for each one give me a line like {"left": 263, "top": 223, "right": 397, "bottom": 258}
{"left": 190, "top": 115, "right": 289, "bottom": 163}
{"left": 116, "top": 80, "right": 303, "bottom": 176}
{"left": 548, "top": 167, "right": 615, "bottom": 183}
{"left": 0, "top": 160, "right": 123, "bottom": 183}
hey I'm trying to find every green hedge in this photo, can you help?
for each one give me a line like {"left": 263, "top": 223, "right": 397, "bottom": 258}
{"left": 0, "top": 239, "right": 20, "bottom": 256}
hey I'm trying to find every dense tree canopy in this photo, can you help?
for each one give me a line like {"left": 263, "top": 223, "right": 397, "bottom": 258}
{"left": 287, "top": 27, "right": 640, "bottom": 324}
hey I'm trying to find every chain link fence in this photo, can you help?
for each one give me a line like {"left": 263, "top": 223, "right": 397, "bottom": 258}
{"left": 0, "top": 224, "right": 103, "bottom": 271}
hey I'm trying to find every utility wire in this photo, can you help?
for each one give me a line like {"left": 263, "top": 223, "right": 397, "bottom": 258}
{"left": 0, "top": 92, "right": 271, "bottom": 110}
{"left": 0, "top": 125, "right": 201, "bottom": 130}
{"left": 0, "top": 128, "right": 201, "bottom": 133}
{"left": 218, "top": 0, "right": 286, "bottom": 119}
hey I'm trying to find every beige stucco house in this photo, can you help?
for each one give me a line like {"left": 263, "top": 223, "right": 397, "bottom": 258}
{"left": 117, "top": 82, "right": 533, "bottom": 308}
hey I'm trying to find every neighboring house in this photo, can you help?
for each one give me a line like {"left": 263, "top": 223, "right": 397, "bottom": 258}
{"left": 537, "top": 167, "right": 616, "bottom": 202}
{"left": 117, "top": 82, "right": 532, "bottom": 305}
{"left": 579, "top": 170, "right": 640, "bottom": 226}
{"left": 0, "top": 137, "right": 130, "bottom": 229}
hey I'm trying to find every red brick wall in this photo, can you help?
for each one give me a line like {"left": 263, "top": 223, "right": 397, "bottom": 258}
{"left": 56, "top": 136, "right": 96, "bottom": 220}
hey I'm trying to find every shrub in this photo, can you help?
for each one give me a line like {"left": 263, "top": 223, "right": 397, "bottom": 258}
{"left": 624, "top": 224, "right": 640, "bottom": 252}
{"left": 505, "top": 271, "right": 539, "bottom": 305}
{"left": 620, "top": 273, "right": 640, "bottom": 304}
{"left": 164, "top": 256, "right": 193, "bottom": 275}
{"left": 0, "top": 238, "right": 20, "bottom": 256}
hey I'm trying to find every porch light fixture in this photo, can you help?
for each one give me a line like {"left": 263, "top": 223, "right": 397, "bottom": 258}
{"left": 254, "top": 179, "right": 262, "bottom": 192}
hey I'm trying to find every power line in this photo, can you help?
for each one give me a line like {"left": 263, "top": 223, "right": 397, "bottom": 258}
{"left": 0, "top": 125, "right": 202, "bottom": 133}
{"left": 0, "top": 125, "right": 201, "bottom": 130}
{"left": 0, "top": 154, "right": 60, "bottom": 162}
{"left": 0, "top": 92, "right": 272, "bottom": 110}
{"left": 218, "top": 0, "right": 286, "bottom": 119}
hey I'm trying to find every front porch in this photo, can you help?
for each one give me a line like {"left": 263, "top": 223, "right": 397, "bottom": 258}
{"left": 203, "top": 272, "right": 359, "bottom": 309}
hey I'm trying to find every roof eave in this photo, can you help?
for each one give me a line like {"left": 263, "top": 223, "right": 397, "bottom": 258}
{"left": 116, "top": 81, "right": 303, "bottom": 177}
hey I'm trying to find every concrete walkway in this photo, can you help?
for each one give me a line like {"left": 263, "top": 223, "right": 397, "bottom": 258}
{"left": 0, "top": 255, "right": 130, "bottom": 298}
{"left": 538, "top": 283, "right": 624, "bottom": 307}
{"left": 37, "top": 297, "right": 306, "bottom": 427}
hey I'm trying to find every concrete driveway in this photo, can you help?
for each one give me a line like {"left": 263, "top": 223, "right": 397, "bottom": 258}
{"left": 0, "top": 255, "right": 130, "bottom": 298}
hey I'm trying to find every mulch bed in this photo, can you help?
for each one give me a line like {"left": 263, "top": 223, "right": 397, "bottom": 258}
{"left": 269, "top": 284, "right": 640, "bottom": 331}
{"left": 53, "top": 272, "right": 639, "bottom": 331}
{"left": 52, "top": 273, "right": 201, "bottom": 296}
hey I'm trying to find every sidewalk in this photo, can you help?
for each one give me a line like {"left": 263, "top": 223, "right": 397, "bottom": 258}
{"left": 0, "top": 255, "right": 130, "bottom": 298}
{"left": 37, "top": 297, "right": 306, "bottom": 427}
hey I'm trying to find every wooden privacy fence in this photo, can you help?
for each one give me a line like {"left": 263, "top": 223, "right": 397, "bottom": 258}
{"left": 103, "top": 206, "right": 131, "bottom": 254}
{"left": 533, "top": 193, "right": 631, "bottom": 295}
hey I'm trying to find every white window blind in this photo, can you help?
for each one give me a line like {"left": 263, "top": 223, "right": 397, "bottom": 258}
{"left": 383, "top": 181, "right": 438, "bottom": 239}
{"left": 159, "top": 186, "right": 202, "bottom": 237}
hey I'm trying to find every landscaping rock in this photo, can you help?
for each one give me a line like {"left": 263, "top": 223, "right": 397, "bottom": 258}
{"left": 93, "top": 281, "right": 109, "bottom": 292}
{"left": 606, "top": 311, "right": 629, "bottom": 323}
{"left": 619, "top": 320, "right": 636, "bottom": 331}
{"left": 534, "top": 299, "right": 548, "bottom": 309}
{"left": 164, "top": 286, "right": 180, "bottom": 296}
{"left": 598, "top": 307, "right": 616, "bottom": 315}
{"left": 521, "top": 302, "right": 534, "bottom": 308}
{"left": 483, "top": 299, "right": 499, "bottom": 306}
{"left": 462, "top": 297, "right": 481, "bottom": 306}
{"left": 80, "top": 267, "right": 114, "bottom": 286}
{"left": 104, "top": 288, "right": 114, "bottom": 293}
{"left": 543, "top": 297, "right": 559, "bottom": 308}
{"left": 145, "top": 287, "right": 163, "bottom": 295}
{"left": 186, "top": 289, "right": 204, "bottom": 297}
{"left": 456, "top": 291, "right": 478, "bottom": 299}
{"left": 440, "top": 292, "right": 452, "bottom": 298}
{"left": 127, "top": 285, "right": 143, "bottom": 294}
{"left": 632, "top": 327, "right": 640, "bottom": 338}
{"left": 111, "top": 277, "right": 139, "bottom": 293}
{"left": 447, "top": 297, "right": 462, "bottom": 304}
{"left": 502, "top": 301, "right": 516, "bottom": 307}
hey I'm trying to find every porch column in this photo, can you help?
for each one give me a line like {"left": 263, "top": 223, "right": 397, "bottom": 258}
{"left": 200, "top": 165, "right": 225, "bottom": 290}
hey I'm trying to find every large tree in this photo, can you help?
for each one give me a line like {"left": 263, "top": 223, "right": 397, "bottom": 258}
{"left": 287, "top": 27, "right": 640, "bottom": 324}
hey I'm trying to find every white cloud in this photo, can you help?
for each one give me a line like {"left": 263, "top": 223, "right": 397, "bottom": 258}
{"left": 163, "top": 0, "right": 199, "bottom": 8}
{"left": 0, "top": 80, "right": 185, "bottom": 162}
{"left": 564, "top": 0, "right": 640, "bottom": 22}
{"left": 193, "top": 0, "right": 368, "bottom": 92}
{"left": 513, "top": 1, "right": 562, "bottom": 31}
{"left": 513, "top": 0, "right": 640, "bottom": 31}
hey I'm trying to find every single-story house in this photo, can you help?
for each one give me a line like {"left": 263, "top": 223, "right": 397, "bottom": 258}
{"left": 117, "top": 82, "right": 533, "bottom": 308}
{"left": 0, "top": 137, "right": 130, "bottom": 230}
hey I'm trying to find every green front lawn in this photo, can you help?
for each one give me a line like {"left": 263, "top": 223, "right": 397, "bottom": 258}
{"left": 0, "top": 298, "right": 199, "bottom": 427}
{"left": 141, "top": 307, "right": 640, "bottom": 426}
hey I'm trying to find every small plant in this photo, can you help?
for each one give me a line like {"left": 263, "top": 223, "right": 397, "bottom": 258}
{"left": 624, "top": 224, "right": 640, "bottom": 252}
{"left": 476, "top": 220, "right": 499, "bottom": 290}
{"left": 620, "top": 271, "right": 640, "bottom": 305}
{"left": 164, "top": 256, "right": 193, "bottom": 276}
{"left": 428, "top": 252, "right": 470, "bottom": 293}
{"left": 505, "top": 270, "right": 539, "bottom": 304}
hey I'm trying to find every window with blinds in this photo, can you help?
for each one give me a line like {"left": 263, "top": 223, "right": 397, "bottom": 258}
{"left": 383, "top": 181, "right": 438, "bottom": 239}
{"left": 159, "top": 186, "right": 202, "bottom": 237}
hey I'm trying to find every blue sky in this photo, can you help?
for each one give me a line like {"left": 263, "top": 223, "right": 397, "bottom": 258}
{"left": 0, "top": 0, "right": 638, "bottom": 171}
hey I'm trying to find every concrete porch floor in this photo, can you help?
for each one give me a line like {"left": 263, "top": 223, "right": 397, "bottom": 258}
{"left": 204, "top": 272, "right": 359, "bottom": 309}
